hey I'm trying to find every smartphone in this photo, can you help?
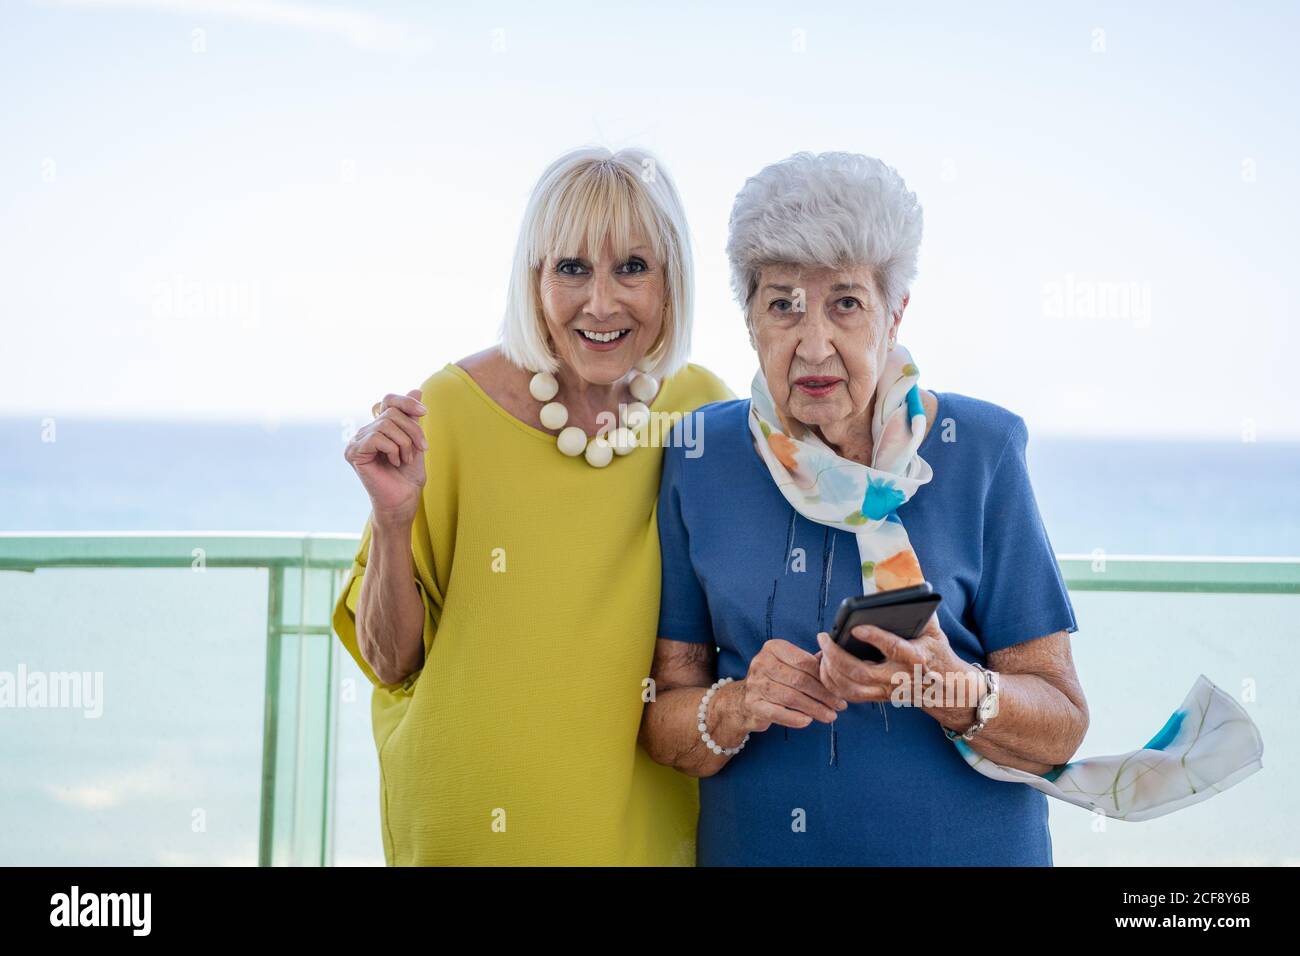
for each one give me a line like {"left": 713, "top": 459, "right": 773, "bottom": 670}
{"left": 829, "top": 584, "right": 942, "bottom": 663}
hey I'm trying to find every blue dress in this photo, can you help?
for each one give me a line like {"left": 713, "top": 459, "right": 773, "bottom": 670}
{"left": 656, "top": 393, "right": 1079, "bottom": 866}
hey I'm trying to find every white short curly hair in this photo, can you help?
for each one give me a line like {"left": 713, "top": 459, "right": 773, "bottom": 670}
{"left": 725, "top": 151, "right": 924, "bottom": 319}
{"left": 499, "top": 146, "right": 694, "bottom": 379}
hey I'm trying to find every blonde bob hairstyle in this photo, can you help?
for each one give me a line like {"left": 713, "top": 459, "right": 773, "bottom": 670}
{"left": 499, "top": 146, "right": 694, "bottom": 380}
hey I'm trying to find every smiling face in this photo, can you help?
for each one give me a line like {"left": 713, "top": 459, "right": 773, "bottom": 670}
{"left": 749, "top": 263, "right": 901, "bottom": 436}
{"left": 537, "top": 238, "right": 666, "bottom": 386}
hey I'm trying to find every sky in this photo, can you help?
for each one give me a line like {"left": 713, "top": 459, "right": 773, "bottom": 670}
{"left": 1, "top": 0, "right": 1297, "bottom": 438}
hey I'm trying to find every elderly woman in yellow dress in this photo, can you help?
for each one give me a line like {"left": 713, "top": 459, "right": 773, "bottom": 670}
{"left": 333, "top": 147, "right": 731, "bottom": 865}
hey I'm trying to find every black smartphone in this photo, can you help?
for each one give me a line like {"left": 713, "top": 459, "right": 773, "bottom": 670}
{"left": 829, "top": 584, "right": 942, "bottom": 663}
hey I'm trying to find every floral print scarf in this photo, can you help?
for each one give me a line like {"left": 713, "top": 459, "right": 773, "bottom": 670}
{"left": 747, "top": 345, "right": 1264, "bottom": 822}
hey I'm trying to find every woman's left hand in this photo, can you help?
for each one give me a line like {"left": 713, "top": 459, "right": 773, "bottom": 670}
{"left": 815, "top": 613, "right": 961, "bottom": 704}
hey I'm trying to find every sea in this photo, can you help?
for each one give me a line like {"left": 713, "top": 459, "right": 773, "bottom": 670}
{"left": 2, "top": 417, "right": 1297, "bottom": 866}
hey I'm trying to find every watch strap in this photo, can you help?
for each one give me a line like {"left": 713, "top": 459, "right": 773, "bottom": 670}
{"left": 944, "top": 664, "right": 997, "bottom": 742}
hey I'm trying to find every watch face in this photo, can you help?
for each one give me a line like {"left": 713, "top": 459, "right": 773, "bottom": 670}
{"left": 978, "top": 694, "right": 999, "bottom": 720}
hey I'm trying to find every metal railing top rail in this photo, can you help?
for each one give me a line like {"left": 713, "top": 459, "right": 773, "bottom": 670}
{"left": 1, "top": 534, "right": 1297, "bottom": 592}
{"left": 0, "top": 531, "right": 360, "bottom": 570}
{"left": 1054, "top": 553, "right": 1300, "bottom": 593}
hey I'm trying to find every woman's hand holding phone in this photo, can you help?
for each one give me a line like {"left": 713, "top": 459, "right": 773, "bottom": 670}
{"left": 816, "top": 614, "right": 940, "bottom": 705}
{"left": 725, "top": 639, "right": 848, "bottom": 733}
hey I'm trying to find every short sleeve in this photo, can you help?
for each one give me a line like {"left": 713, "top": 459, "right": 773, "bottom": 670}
{"left": 656, "top": 442, "right": 715, "bottom": 644}
{"left": 971, "top": 416, "right": 1078, "bottom": 654}
{"left": 332, "top": 513, "right": 442, "bottom": 690}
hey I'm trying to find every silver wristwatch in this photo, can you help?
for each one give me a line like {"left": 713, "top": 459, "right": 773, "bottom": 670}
{"left": 944, "top": 664, "right": 1000, "bottom": 742}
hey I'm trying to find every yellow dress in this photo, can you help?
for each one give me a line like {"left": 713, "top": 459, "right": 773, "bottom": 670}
{"left": 332, "top": 361, "right": 733, "bottom": 865}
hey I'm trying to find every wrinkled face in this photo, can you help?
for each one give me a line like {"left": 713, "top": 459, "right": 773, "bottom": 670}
{"left": 538, "top": 238, "right": 666, "bottom": 386}
{"left": 749, "top": 263, "right": 898, "bottom": 431}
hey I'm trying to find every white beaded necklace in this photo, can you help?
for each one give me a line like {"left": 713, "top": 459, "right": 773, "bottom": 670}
{"left": 528, "top": 363, "right": 660, "bottom": 468}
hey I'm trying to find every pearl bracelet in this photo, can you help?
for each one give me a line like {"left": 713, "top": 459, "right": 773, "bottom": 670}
{"left": 698, "top": 677, "right": 750, "bottom": 756}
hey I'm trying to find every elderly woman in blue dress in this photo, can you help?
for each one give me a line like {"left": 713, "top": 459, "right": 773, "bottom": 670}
{"left": 639, "top": 152, "right": 1092, "bottom": 866}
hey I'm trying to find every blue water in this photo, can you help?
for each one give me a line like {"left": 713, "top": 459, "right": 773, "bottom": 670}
{"left": 3, "top": 418, "right": 1298, "bottom": 555}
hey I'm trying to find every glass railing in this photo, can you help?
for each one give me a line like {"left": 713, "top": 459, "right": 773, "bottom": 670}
{"left": 0, "top": 533, "right": 359, "bottom": 867}
{"left": 1, "top": 534, "right": 1295, "bottom": 866}
{"left": 1043, "top": 554, "right": 1296, "bottom": 865}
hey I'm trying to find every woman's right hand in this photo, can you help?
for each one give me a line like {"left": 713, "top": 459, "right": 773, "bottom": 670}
{"left": 731, "top": 639, "right": 847, "bottom": 732}
{"left": 344, "top": 389, "right": 429, "bottom": 527}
